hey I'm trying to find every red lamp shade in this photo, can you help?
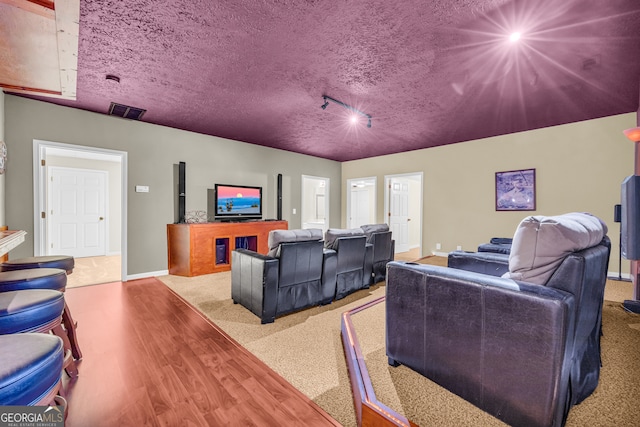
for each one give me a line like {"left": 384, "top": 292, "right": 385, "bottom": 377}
{"left": 623, "top": 127, "right": 640, "bottom": 142}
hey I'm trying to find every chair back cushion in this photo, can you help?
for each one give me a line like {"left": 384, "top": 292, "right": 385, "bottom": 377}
{"left": 324, "top": 228, "right": 365, "bottom": 250}
{"left": 360, "top": 224, "right": 389, "bottom": 242}
{"left": 504, "top": 212, "right": 607, "bottom": 285}
{"left": 267, "top": 228, "right": 322, "bottom": 257}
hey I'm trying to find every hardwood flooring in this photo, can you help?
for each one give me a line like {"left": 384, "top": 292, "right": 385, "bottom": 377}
{"left": 62, "top": 278, "right": 341, "bottom": 427}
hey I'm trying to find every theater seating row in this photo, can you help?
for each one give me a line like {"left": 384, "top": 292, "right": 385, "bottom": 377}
{"left": 232, "top": 224, "right": 394, "bottom": 323}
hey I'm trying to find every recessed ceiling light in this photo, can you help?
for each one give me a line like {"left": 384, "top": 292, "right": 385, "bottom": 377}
{"left": 509, "top": 32, "right": 521, "bottom": 42}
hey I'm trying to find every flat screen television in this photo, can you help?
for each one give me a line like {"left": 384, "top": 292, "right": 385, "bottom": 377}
{"left": 210, "top": 184, "right": 263, "bottom": 221}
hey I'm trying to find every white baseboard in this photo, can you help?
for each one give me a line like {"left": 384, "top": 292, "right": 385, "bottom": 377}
{"left": 126, "top": 269, "right": 169, "bottom": 281}
{"left": 607, "top": 271, "right": 632, "bottom": 281}
{"left": 106, "top": 251, "right": 122, "bottom": 256}
{"left": 432, "top": 251, "right": 449, "bottom": 257}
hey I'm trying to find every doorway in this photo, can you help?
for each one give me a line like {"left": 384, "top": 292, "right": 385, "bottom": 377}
{"left": 384, "top": 173, "right": 423, "bottom": 257}
{"left": 33, "top": 140, "right": 127, "bottom": 286}
{"left": 346, "top": 177, "right": 376, "bottom": 228}
{"left": 301, "top": 175, "right": 330, "bottom": 233}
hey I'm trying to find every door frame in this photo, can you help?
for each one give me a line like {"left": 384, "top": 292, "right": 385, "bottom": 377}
{"left": 346, "top": 176, "right": 377, "bottom": 228}
{"left": 301, "top": 175, "right": 330, "bottom": 233}
{"left": 384, "top": 172, "right": 423, "bottom": 256}
{"left": 33, "top": 139, "right": 128, "bottom": 282}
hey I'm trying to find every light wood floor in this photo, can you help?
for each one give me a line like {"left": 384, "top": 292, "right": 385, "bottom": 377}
{"left": 62, "top": 278, "right": 341, "bottom": 426}
{"left": 394, "top": 247, "right": 421, "bottom": 262}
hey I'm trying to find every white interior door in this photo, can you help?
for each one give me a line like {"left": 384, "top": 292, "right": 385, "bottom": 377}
{"left": 48, "top": 166, "right": 107, "bottom": 257}
{"left": 389, "top": 178, "right": 410, "bottom": 253}
{"left": 350, "top": 188, "right": 370, "bottom": 228}
{"left": 347, "top": 177, "right": 376, "bottom": 229}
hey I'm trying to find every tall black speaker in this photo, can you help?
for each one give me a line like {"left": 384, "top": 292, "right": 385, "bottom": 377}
{"left": 621, "top": 175, "right": 640, "bottom": 260}
{"left": 277, "top": 173, "right": 283, "bottom": 220}
{"left": 178, "top": 161, "right": 186, "bottom": 223}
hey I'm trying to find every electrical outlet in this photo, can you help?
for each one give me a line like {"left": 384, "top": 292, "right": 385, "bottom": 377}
{"left": 436, "top": 243, "right": 441, "bottom": 250}
{"left": 456, "top": 245, "right": 462, "bottom": 251}
{"left": 292, "top": 208, "right": 297, "bottom": 214}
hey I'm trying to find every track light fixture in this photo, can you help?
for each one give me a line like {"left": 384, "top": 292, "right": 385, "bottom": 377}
{"left": 321, "top": 95, "right": 372, "bottom": 128}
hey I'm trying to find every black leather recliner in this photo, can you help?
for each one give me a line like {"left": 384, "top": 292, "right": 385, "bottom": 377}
{"left": 387, "top": 213, "right": 611, "bottom": 427}
{"left": 447, "top": 250, "right": 510, "bottom": 276}
{"left": 361, "top": 224, "right": 395, "bottom": 283}
{"left": 324, "top": 229, "right": 373, "bottom": 300}
{"left": 477, "top": 237, "right": 513, "bottom": 254}
{"left": 231, "top": 229, "right": 337, "bottom": 324}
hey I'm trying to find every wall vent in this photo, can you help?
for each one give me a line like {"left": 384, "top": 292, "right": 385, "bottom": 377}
{"left": 108, "top": 102, "right": 146, "bottom": 120}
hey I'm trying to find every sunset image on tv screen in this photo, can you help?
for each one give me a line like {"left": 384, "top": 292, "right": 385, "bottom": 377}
{"left": 217, "top": 186, "right": 261, "bottom": 214}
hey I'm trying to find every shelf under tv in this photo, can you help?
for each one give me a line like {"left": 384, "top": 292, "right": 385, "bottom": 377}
{"left": 167, "top": 220, "right": 288, "bottom": 277}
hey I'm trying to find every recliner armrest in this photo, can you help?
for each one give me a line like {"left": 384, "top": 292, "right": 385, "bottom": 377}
{"left": 390, "top": 239, "right": 395, "bottom": 261}
{"left": 363, "top": 243, "right": 374, "bottom": 287}
{"left": 231, "top": 249, "right": 279, "bottom": 324}
{"left": 447, "top": 250, "right": 509, "bottom": 277}
{"left": 321, "top": 249, "right": 338, "bottom": 304}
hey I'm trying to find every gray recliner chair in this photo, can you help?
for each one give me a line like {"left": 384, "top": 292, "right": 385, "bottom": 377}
{"left": 231, "top": 229, "right": 337, "bottom": 324}
{"left": 324, "top": 228, "right": 373, "bottom": 300}
{"left": 386, "top": 213, "right": 610, "bottom": 427}
{"left": 361, "top": 224, "right": 395, "bottom": 283}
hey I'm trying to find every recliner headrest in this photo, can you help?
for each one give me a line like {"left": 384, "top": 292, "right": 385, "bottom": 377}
{"left": 503, "top": 212, "right": 607, "bottom": 285}
{"left": 267, "top": 228, "right": 322, "bottom": 257}
{"left": 360, "top": 224, "right": 390, "bottom": 242}
{"left": 324, "top": 228, "right": 365, "bottom": 250}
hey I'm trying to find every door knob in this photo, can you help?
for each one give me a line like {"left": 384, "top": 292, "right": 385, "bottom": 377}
{"left": 99, "top": 217, "right": 104, "bottom": 221}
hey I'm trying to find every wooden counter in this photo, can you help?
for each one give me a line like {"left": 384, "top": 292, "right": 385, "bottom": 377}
{"left": 167, "top": 220, "right": 288, "bottom": 277}
{"left": 0, "top": 228, "right": 27, "bottom": 260}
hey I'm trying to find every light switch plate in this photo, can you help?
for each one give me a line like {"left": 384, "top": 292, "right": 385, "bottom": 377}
{"left": 136, "top": 185, "right": 149, "bottom": 193}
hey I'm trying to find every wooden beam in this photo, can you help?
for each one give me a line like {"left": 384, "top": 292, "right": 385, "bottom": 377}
{"left": 0, "top": 0, "right": 78, "bottom": 99}
{"left": 0, "top": 0, "right": 54, "bottom": 18}
{"left": 54, "top": 0, "right": 79, "bottom": 99}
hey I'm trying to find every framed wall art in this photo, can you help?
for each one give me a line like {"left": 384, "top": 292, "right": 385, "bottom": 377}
{"left": 495, "top": 168, "right": 536, "bottom": 211}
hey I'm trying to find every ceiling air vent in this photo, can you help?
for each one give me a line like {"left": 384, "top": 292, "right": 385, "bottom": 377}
{"left": 108, "top": 102, "right": 146, "bottom": 120}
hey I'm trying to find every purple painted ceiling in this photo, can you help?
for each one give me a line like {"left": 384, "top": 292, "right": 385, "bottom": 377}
{"left": 19, "top": 0, "right": 640, "bottom": 161}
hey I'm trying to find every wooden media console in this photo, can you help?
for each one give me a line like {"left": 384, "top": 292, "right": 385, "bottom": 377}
{"left": 167, "top": 220, "right": 288, "bottom": 277}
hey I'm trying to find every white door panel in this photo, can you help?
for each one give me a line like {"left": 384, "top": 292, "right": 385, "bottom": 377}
{"left": 350, "top": 188, "right": 370, "bottom": 228}
{"left": 48, "top": 167, "right": 107, "bottom": 257}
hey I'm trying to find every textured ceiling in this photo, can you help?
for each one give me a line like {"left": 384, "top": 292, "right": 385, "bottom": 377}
{"left": 10, "top": 0, "right": 640, "bottom": 161}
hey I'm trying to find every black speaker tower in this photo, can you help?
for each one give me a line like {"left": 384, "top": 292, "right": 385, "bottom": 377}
{"left": 621, "top": 175, "right": 640, "bottom": 313}
{"left": 621, "top": 176, "right": 640, "bottom": 260}
{"left": 613, "top": 204, "right": 623, "bottom": 281}
{"left": 277, "top": 173, "right": 283, "bottom": 220}
{"left": 178, "top": 161, "right": 186, "bottom": 223}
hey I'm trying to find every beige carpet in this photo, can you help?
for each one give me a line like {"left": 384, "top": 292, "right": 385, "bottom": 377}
{"left": 67, "top": 255, "right": 121, "bottom": 288}
{"left": 158, "top": 258, "right": 640, "bottom": 427}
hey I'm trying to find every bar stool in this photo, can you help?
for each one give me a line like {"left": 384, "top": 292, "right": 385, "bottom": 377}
{"left": 0, "top": 289, "right": 78, "bottom": 378}
{"left": 1, "top": 255, "right": 75, "bottom": 274}
{"left": 0, "top": 333, "right": 65, "bottom": 406}
{"left": 0, "top": 269, "right": 82, "bottom": 360}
